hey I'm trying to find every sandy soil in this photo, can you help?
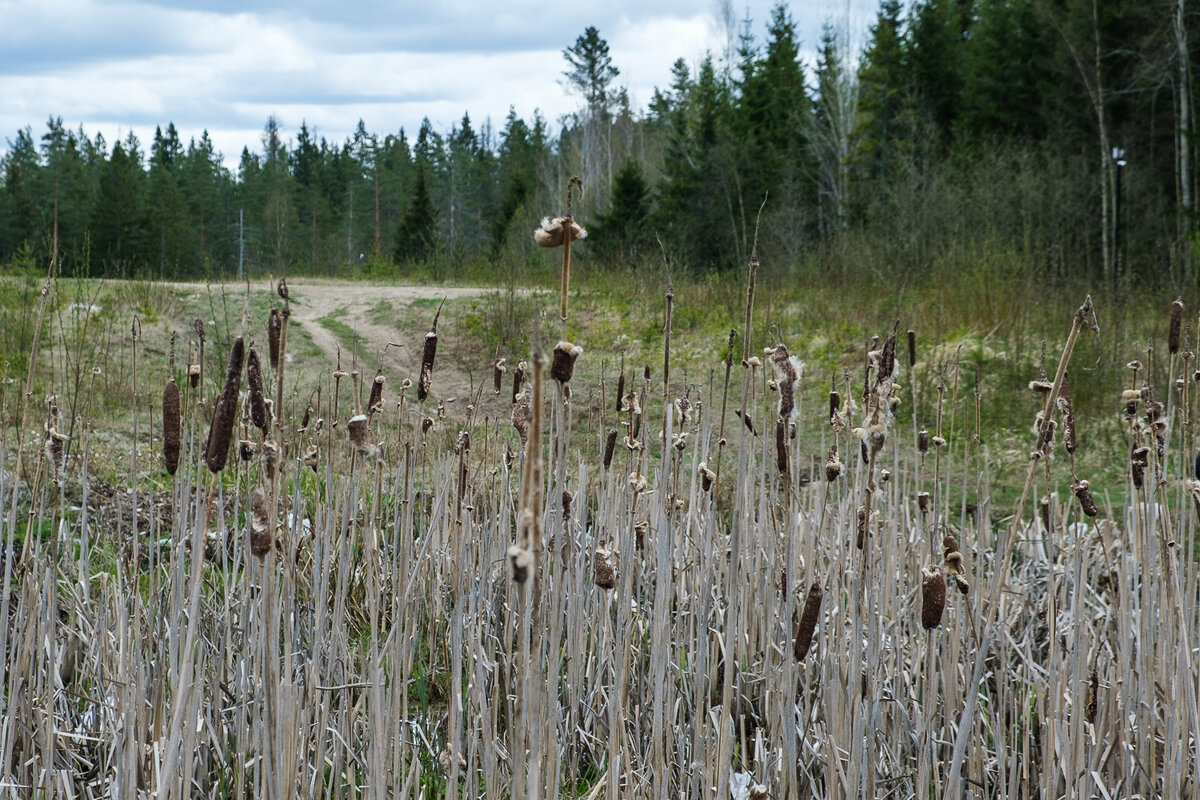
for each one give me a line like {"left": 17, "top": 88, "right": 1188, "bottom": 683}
{"left": 274, "top": 278, "right": 504, "bottom": 407}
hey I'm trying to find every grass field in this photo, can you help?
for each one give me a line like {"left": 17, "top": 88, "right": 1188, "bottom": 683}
{"left": 0, "top": 263, "right": 1198, "bottom": 798}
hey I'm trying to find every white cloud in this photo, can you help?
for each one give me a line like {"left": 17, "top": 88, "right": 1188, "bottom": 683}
{"left": 0, "top": 0, "right": 874, "bottom": 166}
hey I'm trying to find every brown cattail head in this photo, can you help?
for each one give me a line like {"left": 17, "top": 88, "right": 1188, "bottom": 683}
{"left": 907, "top": 329, "right": 916, "bottom": 367}
{"left": 775, "top": 417, "right": 789, "bottom": 475}
{"left": 615, "top": 372, "right": 626, "bottom": 413}
{"left": 942, "top": 534, "right": 969, "bottom": 595}
{"left": 856, "top": 505, "right": 868, "bottom": 549}
{"left": 163, "top": 379, "right": 181, "bottom": 475}
{"left": 921, "top": 566, "right": 946, "bottom": 629}
{"left": 828, "top": 389, "right": 841, "bottom": 426}
{"left": 825, "top": 444, "right": 842, "bottom": 482}
{"left": 418, "top": 330, "right": 437, "bottom": 402}
{"left": 368, "top": 370, "right": 385, "bottom": 414}
{"left": 794, "top": 582, "right": 824, "bottom": 661}
{"left": 188, "top": 362, "right": 201, "bottom": 389}
{"left": 593, "top": 543, "right": 616, "bottom": 589}
{"left": 700, "top": 463, "right": 716, "bottom": 492}
{"left": 917, "top": 491, "right": 930, "bottom": 514}
{"left": 204, "top": 337, "right": 244, "bottom": 473}
{"left": 561, "top": 489, "right": 573, "bottom": 521}
{"left": 1040, "top": 495, "right": 1052, "bottom": 531}
{"left": 302, "top": 444, "right": 319, "bottom": 472}
{"left": 239, "top": 438, "right": 256, "bottom": 462}
{"left": 1170, "top": 299, "right": 1184, "bottom": 354}
{"left": 493, "top": 357, "right": 505, "bottom": 394}
{"left": 268, "top": 308, "right": 282, "bottom": 371}
{"left": 918, "top": 428, "right": 930, "bottom": 454}
{"left": 1086, "top": 667, "right": 1098, "bottom": 725}
{"left": 247, "top": 347, "right": 268, "bottom": 431}
{"left": 44, "top": 429, "right": 66, "bottom": 478}
{"left": 348, "top": 414, "right": 373, "bottom": 456}
{"left": 550, "top": 341, "right": 583, "bottom": 383}
{"left": 603, "top": 429, "right": 617, "bottom": 469}
{"left": 249, "top": 488, "right": 273, "bottom": 558}
{"left": 512, "top": 360, "right": 527, "bottom": 404}
{"left": 299, "top": 404, "right": 312, "bottom": 432}
{"left": 767, "top": 344, "right": 802, "bottom": 420}
{"left": 1073, "top": 479, "right": 1099, "bottom": 517}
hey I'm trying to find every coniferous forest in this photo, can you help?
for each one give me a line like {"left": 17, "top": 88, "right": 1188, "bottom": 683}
{"left": 2, "top": 0, "right": 1198, "bottom": 288}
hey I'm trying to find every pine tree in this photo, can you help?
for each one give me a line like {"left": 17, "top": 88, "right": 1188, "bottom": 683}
{"left": 393, "top": 162, "right": 436, "bottom": 264}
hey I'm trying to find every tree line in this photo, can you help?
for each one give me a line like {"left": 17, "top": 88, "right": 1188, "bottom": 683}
{"left": 1, "top": 0, "right": 1197, "bottom": 288}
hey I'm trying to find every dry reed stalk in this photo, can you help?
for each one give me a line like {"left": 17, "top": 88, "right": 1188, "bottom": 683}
{"left": 204, "top": 336, "right": 244, "bottom": 473}
{"left": 793, "top": 582, "right": 823, "bottom": 661}
{"left": 163, "top": 378, "right": 180, "bottom": 475}
{"left": 247, "top": 346, "right": 268, "bottom": 431}
{"left": 921, "top": 566, "right": 946, "bottom": 629}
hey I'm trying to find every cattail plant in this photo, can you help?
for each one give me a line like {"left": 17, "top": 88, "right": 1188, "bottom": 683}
{"left": 766, "top": 343, "right": 803, "bottom": 422}
{"left": 1073, "top": 478, "right": 1099, "bottom": 517}
{"left": 942, "top": 534, "right": 969, "bottom": 595}
{"left": 493, "top": 357, "right": 505, "bottom": 394}
{"left": 551, "top": 341, "right": 583, "bottom": 383}
{"left": 204, "top": 336, "right": 244, "bottom": 473}
{"left": 416, "top": 299, "right": 444, "bottom": 403}
{"left": 533, "top": 176, "right": 585, "bottom": 323}
{"left": 602, "top": 429, "right": 617, "bottom": 470}
{"left": 247, "top": 346, "right": 268, "bottom": 431}
{"left": 268, "top": 307, "right": 282, "bottom": 371}
{"left": 921, "top": 566, "right": 946, "bottom": 630}
{"left": 793, "top": 581, "right": 824, "bottom": 661}
{"left": 348, "top": 414, "right": 373, "bottom": 457}
{"left": 593, "top": 542, "right": 616, "bottom": 589}
{"left": 907, "top": 329, "right": 916, "bottom": 367}
{"left": 368, "top": 369, "right": 385, "bottom": 414}
{"left": 1170, "top": 298, "right": 1184, "bottom": 354}
{"left": 163, "top": 373, "right": 181, "bottom": 477}
{"left": 249, "top": 487, "right": 273, "bottom": 557}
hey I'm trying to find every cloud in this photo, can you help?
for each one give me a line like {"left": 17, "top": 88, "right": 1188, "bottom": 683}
{"left": 0, "top": 0, "right": 873, "bottom": 167}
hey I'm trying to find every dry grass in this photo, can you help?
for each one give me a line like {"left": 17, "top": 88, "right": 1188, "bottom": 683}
{"left": 2, "top": 271, "right": 1199, "bottom": 800}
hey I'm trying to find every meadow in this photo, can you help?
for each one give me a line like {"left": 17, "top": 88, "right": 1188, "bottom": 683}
{"left": 0, "top": 246, "right": 1198, "bottom": 799}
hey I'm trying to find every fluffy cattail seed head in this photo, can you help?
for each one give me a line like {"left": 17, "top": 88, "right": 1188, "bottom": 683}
{"left": 302, "top": 444, "right": 319, "bottom": 472}
{"left": 508, "top": 545, "right": 532, "bottom": 583}
{"left": 249, "top": 488, "right": 273, "bottom": 557}
{"left": 921, "top": 566, "right": 947, "bottom": 630}
{"left": 550, "top": 341, "right": 583, "bottom": 383}
{"left": 348, "top": 414, "right": 373, "bottom": 456}
{"left": 794, "top": 581, "right": 824, "bottom": 661}
{"left": 593, "top": 544, "right": 616, "bottom": 589}
{"left": 163, "top": 379, "right": 181, "bottom": 476}
{"left": 825, "top": 445, "right": 842, "bottom": 482}
{"left": 204, "top": 337, "right": 244, "bottom": 473}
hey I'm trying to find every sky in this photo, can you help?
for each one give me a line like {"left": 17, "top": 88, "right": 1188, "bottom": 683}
{"left": 0, "top": 0, "right": 872, "bottom": 170}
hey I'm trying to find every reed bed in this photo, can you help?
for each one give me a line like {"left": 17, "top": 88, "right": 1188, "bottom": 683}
{"left": 2, "top": 268, "right": 1200, "bottom": 800}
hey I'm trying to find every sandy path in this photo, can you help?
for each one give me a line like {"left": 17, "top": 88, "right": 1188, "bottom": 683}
{"left": 279, "top": 279, "right": 502, "bottom": 403}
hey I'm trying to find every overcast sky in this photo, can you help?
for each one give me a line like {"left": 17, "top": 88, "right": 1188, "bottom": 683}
{"left": 1, "top": 0, "right": 871, "bottom": 169}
